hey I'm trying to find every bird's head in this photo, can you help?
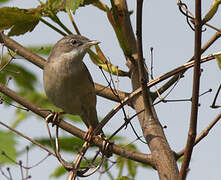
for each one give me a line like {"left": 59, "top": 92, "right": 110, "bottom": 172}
{"left": 48, "top": 35, "right": 100, "bottom": 62}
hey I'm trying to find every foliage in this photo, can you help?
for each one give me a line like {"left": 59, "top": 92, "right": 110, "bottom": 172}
{"left": 215, "top": 52, "right": 221, "bottom": 70}
{"left": 50, "top": 165, "right": 67, "bottom": 178}
{"left": 0, "top": 131, "right": 16, "bottom": 164}
{"left": 33, "top": 136, "right": 84, "bottom": 152}
{"left": 115, "top": 144, "right": 138, "bottom": 179}
{"left": 50, "top": 157, "right": 103, "bottom": 178}
{"left": 0, "top": 0, "right": 11, "bottom": 5}
{"left": 0, "top": 0, "right": 127, "bottom": 76}
{"left": 27, "top": 45, "right": 53, "bottom": 56}
{"left": 0, "top": 7, "right": 40, "bottom": 36}
{"left": 117, "top": 176, "right": 134, "bottom": 180}
{"left": 203, "top": 0, "right": 221, "bottom": 23}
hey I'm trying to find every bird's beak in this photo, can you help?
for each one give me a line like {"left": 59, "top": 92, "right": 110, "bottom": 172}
{"left": 86, "top": 40, "right": 100, "bottom": 47}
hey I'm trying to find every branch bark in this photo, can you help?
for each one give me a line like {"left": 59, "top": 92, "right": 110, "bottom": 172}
{"left": 179, "top": 1, "right": 202, "bottom": 179}
{"left": 176, "top": 112, "right": 221, "bottom": 159}
{"left": 0, "top": 82, "right": 154, "bottom": 166}
{"left": 153, "top": 28, "right": 221, "bottom": 100}
{"left": 135, "top": 1, "right": 179, "bottom": 179}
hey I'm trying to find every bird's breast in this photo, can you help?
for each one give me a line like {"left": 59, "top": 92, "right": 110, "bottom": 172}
{"left": 43, "top": 59, "right": 96, "bottom": 115}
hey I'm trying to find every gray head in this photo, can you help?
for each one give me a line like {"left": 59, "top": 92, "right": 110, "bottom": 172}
{"left": 48, "top": 34, "right": 99, "bottom": 62}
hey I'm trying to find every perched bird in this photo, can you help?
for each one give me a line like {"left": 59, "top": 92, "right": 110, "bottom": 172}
{"left": 43, "top": 34, "right": 100, "bottom": 135}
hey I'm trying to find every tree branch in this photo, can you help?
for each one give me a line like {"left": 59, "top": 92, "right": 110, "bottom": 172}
{"left": 179, "top": 1, "right": 202, "bottom": 179}
{"left": 0, "top": 82, "right": 154, "bottom": 166}
{"left": 176, "top": 112, "right": 221, "bottom": 159}
{"left": 135, "top": 1, "right": 179, "bottom": 179}
{"left": 0, "top": 121, "right": 56, "bottom": 157}
{"left": 136, "top": 0, "right": 152, "bottom": 116}
{"left": 153, "top": 28, "right": 221, "bottom": 100}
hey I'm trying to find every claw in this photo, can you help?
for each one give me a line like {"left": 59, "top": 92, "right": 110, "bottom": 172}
{"left": 84, "top": 125, "right": 93, "bottom": 142}
{"left": 45, "top": 111, "right": 65, "bottom": 126}
{"left": 100, "top": 135, "right": 112, "bottom": 158}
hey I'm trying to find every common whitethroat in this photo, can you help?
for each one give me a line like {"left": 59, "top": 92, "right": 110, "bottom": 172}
{"left": 43, "top": 34, "right": 101, "bottom": 135}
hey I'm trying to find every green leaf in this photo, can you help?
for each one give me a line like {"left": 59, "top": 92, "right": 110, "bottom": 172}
{"left": 43, "top": 0, "right": 102, "bottom": 15}
{"left": 103, "top": 160, "right": 115, "bottom": 180}
{"left": 27, "top": 45, "right": 53, "bottom": 56}
{"left": 177, "top": 156, "right": 183, "bottom": 163}
{"left": 50, "top": 165, "right": 67, "bottom": 178}
{"left": 88, "top": 49, "right": 128, "bottom": 76}
{"left": 0, "top": 131, "right": 17, "bottom": 164}
{"left": 12, "top": 109, "right": 28, "bottom": 128}
{"left": 45, "top": 0, "right": 66, "bottom": 14}
{"left": 66, "top": 0, "right": 84, "bottom": 12}
{"left": 65, "top": 0, "right": 99, "bottom": 14}
{"left": 117, "top": 176, "right": 133, "bottom": 180}
{"left": 203, "top": 0, "right": 221, "bottom": 23}
{"left": 127, "top": 159, "right": 137, "bottom": 178}
{"left": 0, "top": 0, "right": 11, "bottom": 4}
{"left": 34, "top": 136, "right": 84, "bottom": 152}
{"left": 0, "top": 62, "right": 39, "bottom": 109}
{"left": 50, "top": 157, "right": 103, "bottom": 178}
{"left": 115, "top": 143, "right": 139, "bottom": 178}
{"left": 108, "top": 135, "right": 125, "bottom": 142}
{"left": 116, "top": 155, "right": 125, "bottom": 177}
{"left": 80, "top": 156, "right": 101, "bottom": 168}
{"left": 215, "top": 52, "right": 221, "bottom": 70}
{"left": 0, "top": 62, "right": 37, "bottom": 92}
{"left": 61, "top": 114, "right": 83, "bottom": 123}
{"left": 0, "top": 7, "right": 41, "bottom": 36}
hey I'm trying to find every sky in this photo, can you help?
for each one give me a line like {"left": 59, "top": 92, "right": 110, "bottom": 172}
{"left": 0, "top": 0, "right": 221, "bottom": 180}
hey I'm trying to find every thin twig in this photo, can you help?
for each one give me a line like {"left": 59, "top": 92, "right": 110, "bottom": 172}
{"left": 153, "top": 75, "right": 181, "bottom": 105}
{"left": 108, "top": 109, "right": 144, "bottom": 141}
{"left": 1, "top": 150, "right": 50, "bottom": 170}
{"left": 154, "top": 28, "right": 221, "bottom": 100}
{"left": 25, "top": 146, "right": 29, "bottom": 179}
{"left": 0, "top": 56, "right": 14, "bottom": 72}
{"left": 100, "top": 61, "right": 142, "bottom": 142}
{"left": 211, "top": 84, "right": 221, "bottom": 108}
{"left": 0, "top": 121, "right": 56, "bottom": 157}
{"left": 0, "top": 82, "right": 153, "bottom": 166}
{"left": 136, "top": 0, "right": 153, "bottom": 117}
{"left": 178, "top": 1, "right": 202, "bottom": 179}
{"left": 176, "top": 112, "right": 221, "bottom": 159}
{"left": 49, "top": 11, "right": 73, "bottom": 35}
{"left": 66, "top": 8, "right": 81, "bottom": 35}
{"left": 92, "top": 52, "right": 218, "bottom": 135}
{"left": 40, "top": 18, "right": 67, "bottom": 36}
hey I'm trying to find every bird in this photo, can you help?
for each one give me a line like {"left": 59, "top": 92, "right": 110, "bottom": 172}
{"left": 43, "top": 34, "right": 101, "bottom": 136}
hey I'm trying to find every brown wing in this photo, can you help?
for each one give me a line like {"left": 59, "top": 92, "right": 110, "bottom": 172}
{"left": 83, "top": 63, "right": 95, "bottom": 88}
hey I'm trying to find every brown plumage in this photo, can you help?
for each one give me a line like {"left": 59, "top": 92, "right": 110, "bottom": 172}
{"left": 43, "top": 35, "right": 100, "bottom": 134}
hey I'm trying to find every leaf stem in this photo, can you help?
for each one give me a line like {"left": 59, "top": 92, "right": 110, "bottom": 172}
{"left": 40, "top": 18, "right": 67, "bottom": 36}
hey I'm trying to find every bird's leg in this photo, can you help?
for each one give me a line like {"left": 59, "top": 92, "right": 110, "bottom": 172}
{"left": 99, "top": 135, "right": 112, "bottom": 158}
{"left": 84, "top": 125, "right": 93, "bottom": 142}
{"left": 45, "top": 111, "right": 65, "bottom": 126}
{"left": 68, "top": 125, "right": 94, "bottom": 180}
{"left": 44, "top": 111, "right": 74, "bottom": 174}
{"left": 85, "top": 125, "right": 112, "bottom": 157}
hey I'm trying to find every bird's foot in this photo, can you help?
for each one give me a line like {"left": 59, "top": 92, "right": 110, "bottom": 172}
{"left": 45, "top": 111, "right": 65, "bottom": 127}
{"left": 84, "top": 127, "right": 112, "bottom": 157}
{"left": 99, "top": 135, "right": 112, "bottom": 158}
{"left": 84, "top": 125, "right": 93, "bottom": 142}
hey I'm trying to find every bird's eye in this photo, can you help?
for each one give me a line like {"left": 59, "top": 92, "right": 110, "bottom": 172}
{"left": 70, "top": 39, "right": 77, "bottom": 45}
